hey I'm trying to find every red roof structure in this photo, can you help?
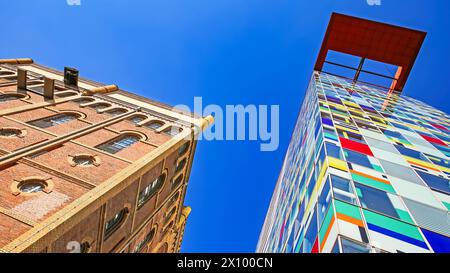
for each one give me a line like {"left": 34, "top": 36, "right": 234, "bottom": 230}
{"left": 315, "top": 13, "right": 426, "bottom": 93}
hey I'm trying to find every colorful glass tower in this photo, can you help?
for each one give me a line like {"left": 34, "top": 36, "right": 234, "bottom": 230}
{"left": 257, "top": 13, "right": 450, "bottom": 253}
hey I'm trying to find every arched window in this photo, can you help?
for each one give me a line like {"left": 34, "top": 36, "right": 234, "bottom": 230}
{"left": 128, "top": 115, "right": 147, "bottom": 125}
{"left": 28, "top": 113, "right": 81, "bottom": 128}
{"left": 73, "top": 97, "right": 95, "bottom": 105}
{"left": 105, "top": 108, "right": 128, "bottom": 116}
{"left": 87, "top": 102, "right": 111, "bottom": 111}
{"left": 145, "top": 120, "right": 164, "bottom": 130}
{"left": 178, "top": 142, "right": 190, "bottom": 156}
{"left": 0, "top": 128, "right": 24, "bottom": 138}
{"left": 133, "top": 227, "right": 157, "bottom": 253}
{"left": 0, "top": 71, "right": 15, "bottom": 76}
{"left": 96, "top": 134, "right": 140, "bottom": 154}
{"left": 172, "top": 175, "right": 184, "bottom": 189}
{"left": 175, "top": 158, "right": 187, "bottom": 173}
{"left": 164, "top": 206, "right": 177, "bottom": 224}
{"left": 162, "top": 126, "right": 183, "bottom": 136}
{"left": 137, "top": 173, "right": 166, "bottom": 209}
{"left": 104, "top": 208, "right": 129, "bottom": 240}
{"left": 55, "top": 91, "right": 78, "bottom": 98}
{"left": 0, "top": 93, "right": 26, "bottom": 102}
{"left": 168, "top": 192, "right": 180, "bottom": 206}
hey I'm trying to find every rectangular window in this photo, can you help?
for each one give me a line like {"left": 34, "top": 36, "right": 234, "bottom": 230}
{"left": 354, "top": 182, "right": 412, "bottom": 223}
{"left": 317, "top": 178, "right": 332, "bottom": 227}
{"left": 343, "top": 149, "right": 373, "bottom": 169}
{"left": 325, "top": 142, "right": 344, "bottom": 160}
{"left": 340, "top": 237, "right": 371, "bottom": 253}
{"left": 415, "top": 170, "right": 450, "bottom": 195}
{"left": 330, "top": 175, "right": 358, "bottom": 205}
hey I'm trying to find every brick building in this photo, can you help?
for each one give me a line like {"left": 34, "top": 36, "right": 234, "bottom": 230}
{"left": 0, "top": 58, "right": 213, "bottom": 253}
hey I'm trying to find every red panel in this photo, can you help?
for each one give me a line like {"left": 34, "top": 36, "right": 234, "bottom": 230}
{"left": 420, "top": 134, "right": 448, "bottom": 147}
{"left": 431, "top": 123, "right": 449, "bottom": 132}
{"left": 339, "top": 137, "right": 374, "bottom": 156}
{"left": 315, "top": 13, "right": 426, "bottom": 92}
{"left": 311, "top": 237, "right": 319, "bottom": 253}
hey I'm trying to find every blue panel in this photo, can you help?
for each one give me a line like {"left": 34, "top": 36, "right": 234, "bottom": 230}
{"left": 367, "top": 223, "right": 429, "bottom": 249}
{"left": 421, "top": 229, "right": 450, "bottom": 253}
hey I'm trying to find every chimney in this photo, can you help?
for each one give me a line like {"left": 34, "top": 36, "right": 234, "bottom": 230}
{"left": 64, "top": 67, "right": 79, "bottom": 87}
{"left": 43, "top": 77, "right": 55, "bottom": 99}
{"left": 17, "top": 68, "right": 27, "bottom": 90}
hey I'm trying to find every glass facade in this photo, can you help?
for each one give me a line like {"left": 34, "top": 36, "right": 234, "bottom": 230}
{"left": 257, "top": 72, "right": 450, "bottom": 253}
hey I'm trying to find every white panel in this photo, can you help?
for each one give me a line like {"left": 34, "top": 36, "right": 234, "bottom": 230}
{"left": 360, "top": 128, "right": 391, "bottom": 142}
{"left": 367, "top": 230, "right": 430, "bottom": 253}
{"left": 321, "top": 221, "right": 339, "bottom": 253}
{"left": 388, "top": 176, "right": 446, "bottom": 209}
{"left": 370, "top": 148, "right": 410, "bottom": 167}
{"left": 350, "top": 163, "right": 388, "bottom": 180}
{"left": 337, "top": 219, "right": 362, "bottom": 242}
{"left": 328, "top": 168, "right": 351, "bottom": 179}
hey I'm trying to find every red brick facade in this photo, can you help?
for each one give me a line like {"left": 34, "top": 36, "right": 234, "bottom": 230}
{"left": 0, "top": 60, "right": 211, "bottom": 253}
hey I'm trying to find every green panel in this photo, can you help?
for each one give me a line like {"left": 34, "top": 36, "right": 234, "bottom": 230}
{"left": 324, "top": 132, "right": 338, "bottom": 141}
{"left": 362, "top": 209, "right": 424, "bottom": 242}
{"left": 395, "top": 209, "right": 414, "bottom": 224}
{"left": 372, "top": 164, "right": 384, "bottom": 173}
{"left": 319, "top": 205, "right": 335, "bottom": 242}
{"left": 334, "top": 199, "right": 361, "bottom": 220}
{"left": 443, "top": 202, "right": 450, "bottom": 211}
{"left": 351, "top": 173, "right": 396, "bottom": 194}
{"left": 355, "top": 187, "right": 363, "bottom": 198}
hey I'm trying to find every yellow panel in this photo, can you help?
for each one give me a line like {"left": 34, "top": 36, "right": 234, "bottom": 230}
{"left": 327, "top": 157, "right": 348, "bottom": 172}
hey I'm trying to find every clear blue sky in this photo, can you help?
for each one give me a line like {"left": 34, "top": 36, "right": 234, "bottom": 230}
{"left": 2, "top": 0, "right": 449, "bottom": 252}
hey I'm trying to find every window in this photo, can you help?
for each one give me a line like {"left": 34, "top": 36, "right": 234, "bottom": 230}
{"left": 330, "top": 175, "right": 358, "bottom": 205}
{"left": 145, "top": 120, "right": 164, "bottom": 130}
{"left": 416, "top": 170, "right": 450, "bottom": 195}
{"left": 0, "top": 93, "right": 26, "bottom": 102}
{"left": 169, "top": 192, "right": 180, "bottom": 206}
{"left": 302, "top": 210, "right": 318, "bottom": 253}
{"left": 104, "top": 208, "right": 129, "bottom": 239}
{"left": 165, "top": 206, "right": 177, "bottom": 224}
{"left": 28, "top": 113, "right": 80, "bottom": 128}
{"left": 70, "top": 155, "right": 99, "bottom": 167}
{"left": 317, "top": 178, "right": 332, "bottom": 227}
{"left": 73, "top": 97, "right": 95, "bottom": 104}
{"left": 178, "top": 142, "right": 190, "bottom": 156}
{"left": 55, "top": 91, "right": 78, "bottom": 98}
{"left": 96, "top": 135, "right": 140, "bottom": 154}
{"left": 395, "top": 145, "right": 430, "bottom": 162}
{"left": 163, "top": 126, "right": 183, "bottom": 136}
{"left": 325, "top": 141, "right": 344, "bottom": 160}
{"left": 133, "top": 227, "right": 156, "bottom": 253}
{"left": 105, "top": 108, "right": 127, "bottom": 116}
{"left": 162, "top": 221, "right": 174, "bottom": 235}
{"left": 343, "top": 149, "right": 374, "bottom": 169}
{"left": 128, "top": 115, "right": 147, "bottom": 125}
{"left": 354, "top": 182, "right": 408, "bottom": 221}
{"left": 172, "top": 175, "right": 183, "bottom": 188}
{"left": 175, "top": 159, "right": 187, "bottom": 173}
{"left": 18, "top": 180, "right": 46, "bottom": 194}
{"left": 0, "top": 128, "right": 23, "bottom": 138}
{"left": 137, "top": 174, "right": 166, "bottom": 209}
{"left": 88, "top": 103, "right": 111, "bottom": 111}
{"left": 341, "top": 237, "right": 371, "bottom": 253}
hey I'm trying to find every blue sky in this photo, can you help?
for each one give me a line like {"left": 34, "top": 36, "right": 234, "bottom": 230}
{"left": 1, "top": 0, "right": 449, "bottom": 252}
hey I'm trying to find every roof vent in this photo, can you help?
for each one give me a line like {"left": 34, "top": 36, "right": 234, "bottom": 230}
{"left": 64, "top": 67, "right": 79, "bottom": 87}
